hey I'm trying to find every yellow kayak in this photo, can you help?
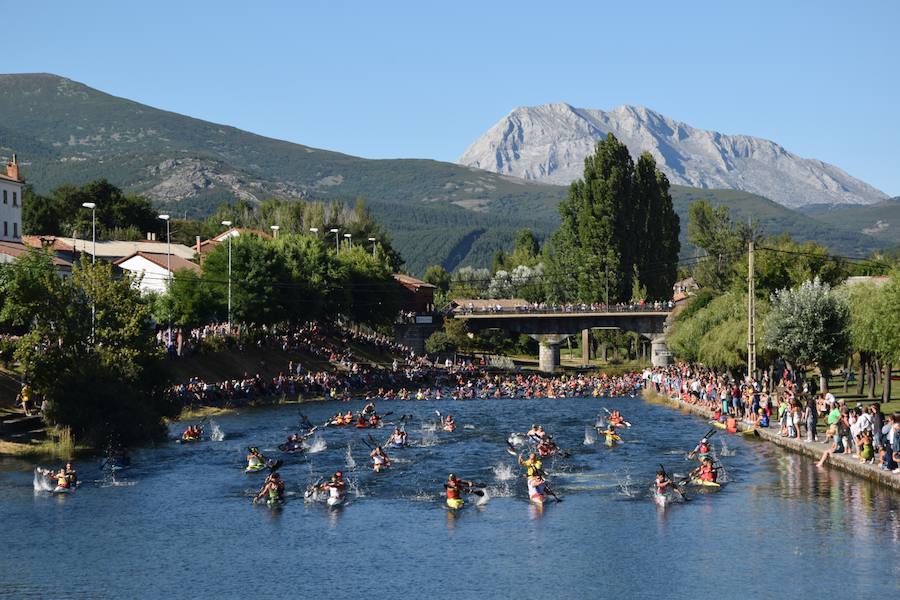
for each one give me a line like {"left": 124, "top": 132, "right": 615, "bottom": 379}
{"left": 604, "top": 433, "right": 621, "bottom": 446}
{"left": 689, "top": 478, "right": 721, "bottom": 488}
{"left": 446, "top": 497, "right": 464, "bottom": 509}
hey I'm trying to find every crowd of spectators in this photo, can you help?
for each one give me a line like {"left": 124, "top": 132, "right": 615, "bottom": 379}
{"left": 643, "top": 363, "right": 900, "bottom": 474}
{"left": 456, "top": 300, "right": 674, "bottom": 314}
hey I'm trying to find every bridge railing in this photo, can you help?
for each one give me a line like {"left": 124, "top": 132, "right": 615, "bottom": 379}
{"left": 453, "top": 302, "right": 673, "bottom": 316}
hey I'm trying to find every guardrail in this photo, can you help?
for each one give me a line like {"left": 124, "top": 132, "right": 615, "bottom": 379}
{"left": 453, "top": 303, "right": 673, "bottom": 316}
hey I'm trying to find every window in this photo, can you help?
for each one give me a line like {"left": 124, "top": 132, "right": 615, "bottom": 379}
{"left": 2, "top": 190, "right": 6, "bottom": 204}
{"left": 3, "top": 221, "right": 7, "bottom": 237}
{"left": 13, "top": 222, "right": 17, "bottom": 238}
{"left": 12, "top": 192, "right": 16, "bottom": 207}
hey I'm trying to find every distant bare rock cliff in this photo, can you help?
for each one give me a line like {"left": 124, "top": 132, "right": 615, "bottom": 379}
{"left": 459, "top": 103, "right": 888, "bottom": 209}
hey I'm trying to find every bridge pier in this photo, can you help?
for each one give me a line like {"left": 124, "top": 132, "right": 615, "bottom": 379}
{"left": 534, "top": 334, "right": 566, "bottom": 373}
{"left": 650, "top": 335, "right": 671, "bottom": 367}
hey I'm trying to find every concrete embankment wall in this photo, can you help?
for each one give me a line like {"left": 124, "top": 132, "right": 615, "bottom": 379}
{"left": 642, "top": 389, "right": 900, "bottom": 494}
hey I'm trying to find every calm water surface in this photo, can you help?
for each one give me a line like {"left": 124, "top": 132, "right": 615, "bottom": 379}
{"left": 2, "top": 397, "right": 899, "bottom": 599}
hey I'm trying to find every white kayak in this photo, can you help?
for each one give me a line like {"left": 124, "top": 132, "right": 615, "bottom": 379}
{"left": 653, "top": 491, "right": 669, "bottom": 508}
{"left": 326, "top": 495, "right": 345, "bottom": 508}
{"left": 52, "top": 485, "right": 75, "bottom": 494}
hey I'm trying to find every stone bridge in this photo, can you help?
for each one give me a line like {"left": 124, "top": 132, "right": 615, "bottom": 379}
{"left": 451, "top": 307, "right": 672, "bottom": 372}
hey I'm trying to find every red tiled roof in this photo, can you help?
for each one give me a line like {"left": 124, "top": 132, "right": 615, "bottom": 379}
{"left": 0, "top": 172, "right": 23, "bottom": 183}
{"left": 21, "top": 235, "right": 75, "bottom": 252}
{"left": 0, "top": 241, "right": 71, "bottom": 267}
{"left": 393, "top": 273, "right": 437, "bottom": 291}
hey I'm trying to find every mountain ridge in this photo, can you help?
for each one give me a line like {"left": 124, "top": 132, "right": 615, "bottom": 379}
{"left": 0, "top": 74, "right": 891, "bottom": 273}
{"left": 459, "top": 102, "right": 888, "bottom": 209}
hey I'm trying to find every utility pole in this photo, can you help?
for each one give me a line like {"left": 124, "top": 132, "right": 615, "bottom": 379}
{"left": 747, "top": 238, "right": 756, "bottom": 380}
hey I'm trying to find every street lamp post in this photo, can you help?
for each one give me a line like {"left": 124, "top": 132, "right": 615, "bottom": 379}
{"left": 81, "top": 202, "right": 96, "bottom": 264}
{"left": 82, "top": 202, "right": 97, "bottom": 343}
{"left": 368, "top": 237, "right": 377, "bottom": 257}
{"left": 330, "top": 228, "right": 339, "bottom": 253}
{"left": 343, "top": 233, "right": 352, "bottom": 251}
{"left": 221, "top": 220, "right": 233, "bottom": 333}
{"left": 159, "top": 214, "right": 172, "bottom": 351}
{"left": 270, "top": 225, "right": 280, "bottom": 239}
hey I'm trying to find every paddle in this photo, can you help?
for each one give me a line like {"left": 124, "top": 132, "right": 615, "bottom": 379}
{"left": 659, "top": 463, "right": 686, "bottom": 501}
{"left": 506, "top": 441, "right": 519, "bottom": 457}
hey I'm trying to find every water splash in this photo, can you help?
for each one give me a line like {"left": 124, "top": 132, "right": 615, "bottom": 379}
{"left": 492, "top": 463, "right": 516, "bottom": 481}
{"left": 304, "top": 437, "right": 327, "bottom": 454}
{"left": 482, "top": 482, "right": 513, "bottom": 499}
{"left": 616, "top": 470, "right": 637, "bottom": 498}
{"left": 33, "top": 468, "right": 53, "bottom": 492}
{"left": 417, "top": 430, "right": 438, "bottom": 447}
{"left": 209, "top": 421, "right": 225, "bottom": 442}
{"left": 507, "top": 433, "right": 528, "bottom": 447}
{"left": 583, "top": 426, "right": 597, "bottom": 446}
{"left": 346, "top": 477, "right": 365, "bottom": 498}
{"left": 463, "top": 424, "right": 475, "bottom": 430}
{"left": 345, "top": 443, "right": 357, "bottom": 469}
{"left": 719, "top": 439, "right": 736, "bottom": 457}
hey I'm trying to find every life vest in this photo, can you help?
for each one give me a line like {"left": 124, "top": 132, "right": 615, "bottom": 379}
{"left": 700, "top": 465, "right": 716, "bottom": 482}
{"left": 446, "top": 484, "right": 461, "bottom": 500}
{"left": 726, "top": 417, "right": 738, "bottom": 433}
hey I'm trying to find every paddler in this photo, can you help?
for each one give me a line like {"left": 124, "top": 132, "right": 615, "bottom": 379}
{"left": 609, "top": 410, "right": 625, "bottom": 427}
{"left": 319, "top": 471, "right": 345, "bottom": 504}
{"left": 355, "top": 414, "right": 368, "bottom": 428}
{"left": 370, "top": 446, "right": 391, "bottom": 472}
{"left": 527, "top": 473, "right": 546, "bottom": 504}
{"left": 518, "top": 452, "right": 542, "bottom": 477}
{"left": 526, "top": 424, "right": 541, "bottom": 442}
{"left": 442, "top": 414, "right": 456, "bottom": 432}
{"left": 444, "top": 473, "right": 475, "bottom": 509}
{"left": 254, "top": 471, "right": 285, "bottom": 505}
{"left": 387, "top": 427, "right": 407, "bottom": 447}
{"left": 688, "top": 437, "right": 711, "bottom": 462}
{"left": 182, "top": 424, "right": 202, "bottom": 440}
{"left": 362, "top": 402, "right": 376, "bottom": 417}
{"left": 64, "top": 462, "right": 77, "bottom": 488}
{"left": 537, "top": 438, "right": 556, "bottom": 457}
{"left": 654, "top": 470, "right": 674, "bottom": 495}
{"left": 368, "top": 413, "right": 381, "bottom": 428}
{"left": 247, "top": 447, "right": 265, "bottom": 468}
{"left": 690, "top": 457, "right": 718, "bottom": 483}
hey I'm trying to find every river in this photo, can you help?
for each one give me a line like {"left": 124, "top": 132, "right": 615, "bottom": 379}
{"left": 2, "top": 396, "right": 898, "bottom": 599}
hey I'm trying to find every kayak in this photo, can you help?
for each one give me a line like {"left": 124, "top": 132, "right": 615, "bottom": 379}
{"left": 388, "top": 442, "right": 407, "bottom": 449}
{"left": 373, "top": 462, "right": 387, "bottom": 472}
{"left": 265, "top": 496, "right": 284, "bottom": 508}
{"left": 326, "top": 495, "right": 345, "bottom": 508}
{"left": 710, "top": 421, "right": 727, "bottom": 430}
{"left": 245, "top": 463, "right": 267, "bottom": 474}
{"left": 446, "top": 497, "right": 464, "bottom": 510}
{"left": 689, "top": 478, "right": 721, "bottom": 488}
{"left": 605, "top": 433, "right": 621, "bottom": 446}
{"left": 530, "top": 493, "right": 544, "bottom": 507}
{"left": 52, "top": 485, "right": 74, "bottom": 494}
{"left": 442, "top": 425, "right": 456, "bottom": 432}
{"left": 278, "top": 442, "right": 304, "bottom": 453}
{"left": 355, "top": 423, "right": 369, "bottom": 429}
{"left": 179, "top": 435, "right": 200, "bottom": 443}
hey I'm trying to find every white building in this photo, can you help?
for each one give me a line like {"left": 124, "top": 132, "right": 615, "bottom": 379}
{"left": 114, "top": 251, "right": 201, "bottom": 294}
{"left": 0, "top": 154, "right": 23, "bottom": 242}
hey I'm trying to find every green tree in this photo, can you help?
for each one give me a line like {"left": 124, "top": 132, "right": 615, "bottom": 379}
{"left": 337, "top": 247, "right": 400, "bottom": 327}
{"left": 686, "top": 200, "right": 753, "bottom": 291}
{"left": 763, "top": 277, "right": 850, "bottom": 390}
{"left": 546, "top": 137, "right": 679, "bottom": 303}
{"left": 201, "top": 234, "right": 293, "bottom": 324}
{"left": 4, "top": 253, "right": 174, "bottom": 446}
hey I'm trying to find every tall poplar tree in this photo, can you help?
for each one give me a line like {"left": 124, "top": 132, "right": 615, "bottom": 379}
{"left": 547, "top": 136, "right": 679, "bottom": 303}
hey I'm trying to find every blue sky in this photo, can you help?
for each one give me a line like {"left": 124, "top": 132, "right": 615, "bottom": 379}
{"left": 3, "top": 0, "right": 899, "bottom": 194}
